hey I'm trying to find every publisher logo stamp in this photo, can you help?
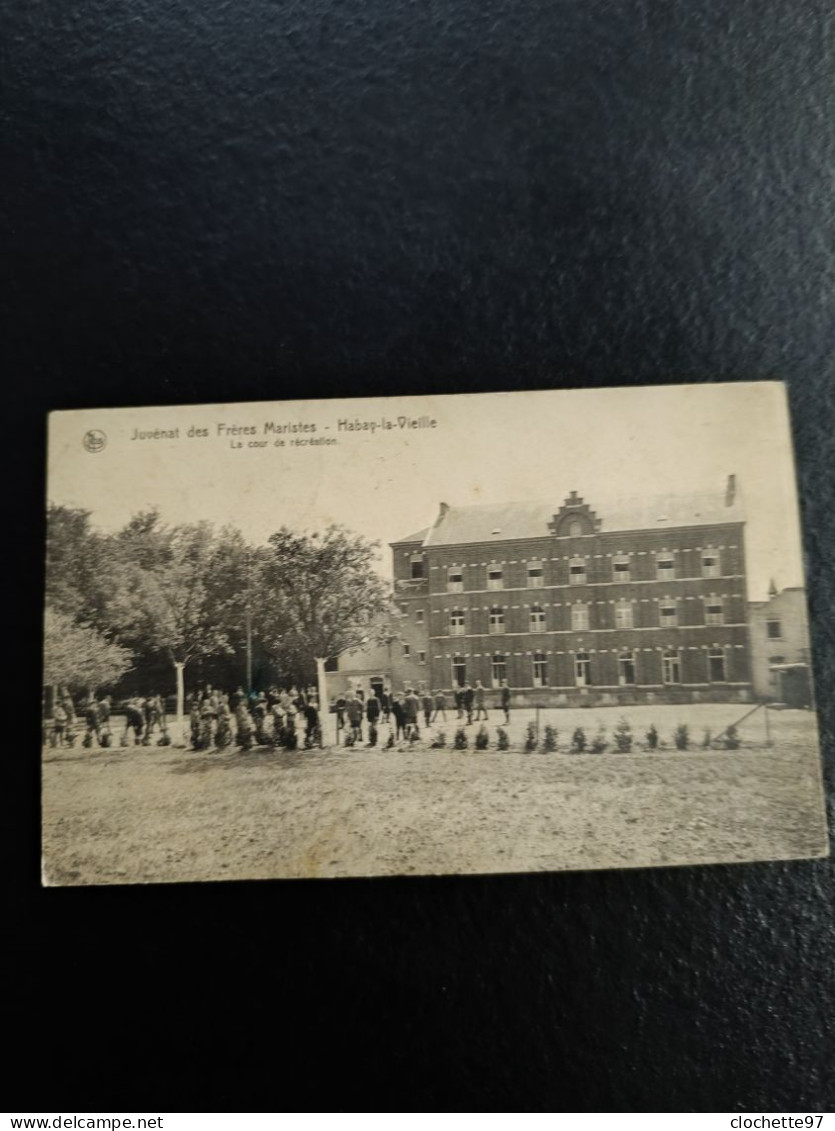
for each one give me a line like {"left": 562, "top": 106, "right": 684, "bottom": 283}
{"left": 83, "top": 429, "right": 107, "bottom": 453}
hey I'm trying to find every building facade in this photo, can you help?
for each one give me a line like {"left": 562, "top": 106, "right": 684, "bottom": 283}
{"left": 747, "top": 585, "right": 811, "bottom": 705}
{"left": 388, "top": 480, "right": 753, "bottom": 705}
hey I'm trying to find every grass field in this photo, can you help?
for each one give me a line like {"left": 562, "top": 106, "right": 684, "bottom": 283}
{"left": 41, "top": 705, "right": 829, "bottom": 885}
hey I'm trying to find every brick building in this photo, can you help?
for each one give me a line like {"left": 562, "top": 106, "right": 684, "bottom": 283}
{"left": 388, "top": 477, "right": 753, "bottom": 705}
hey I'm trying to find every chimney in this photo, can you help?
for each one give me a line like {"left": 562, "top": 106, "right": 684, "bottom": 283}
{"left": 438, "top": 502, "right": 450, "bottom": 520}
{"left": 768, "top": 578, "right": 778, "bottom": 598}
{"left": 725, "top": 474, "right": 736, "bottom": 507}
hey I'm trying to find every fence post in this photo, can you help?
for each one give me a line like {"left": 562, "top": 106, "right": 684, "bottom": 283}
{"left": 764, "top": 703, "right": 772, "bottom": 747}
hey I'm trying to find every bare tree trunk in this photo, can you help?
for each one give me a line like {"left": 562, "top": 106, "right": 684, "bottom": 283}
{"left": 315, "top": 657, "right": 334, "bottom": 747}
{"left": 174, "top": 660, "right": 186, "bottom": 745}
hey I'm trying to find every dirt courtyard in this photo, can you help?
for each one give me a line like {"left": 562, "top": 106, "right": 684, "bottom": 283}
{"left": 41, "top": 705, "right": 829, "bottom": 885}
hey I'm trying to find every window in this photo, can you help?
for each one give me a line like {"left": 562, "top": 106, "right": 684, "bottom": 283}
{"left": 402, "top": 643, "right": 411, "bottom": 657}
{"left": 487, "top": 566, "right": 503, "bottom": 590}
{"left": 527, "top": 563, "right": 544, "bottom": 588}
{"left": 575, "top": 651, "right": 591, "bottom": 686}
{"left": 410, "top": 555, "right": 425, "bottom": 579}
{"left": 532, "top": 653, "right": 548, "bottom": 687}
{"left": 571, "top": 603, "right": 589, "bottom": 631}
{"left": 766, "top": 619, "right": 782, "bottom": 639}
{"left": 708, "top": 647, "right": 726, "bottom": 682}
{"left": 569, "top": 557, "right": 587, "bottom": 585}
{"left": 705, "top": 600, "right": 724, "bottom": 626}
{"left": 324, "top": 657, "right": 339, "bottom": 673}
{"left": 491, "top": 654, "right": 506, "bottom": 684}
{"left": 702, "top": 552, "right": 720, "bottom": 578}
{"left": 618, "top": 650, "right": 636, "bottom": 686}
{"left": 447, "top": 567, "right": 463, "bottom": 593}
{"left": 452, "top": 656, "right": 466, "bottom": 687}
{"left": 449, "top": 609, "right": 465, "bottom": 635}
{"left": 415, "top": 609, "right": 424, "bottom": 624}
{"left": 418, "top": 651, "right": 426, "bottom": 665}
{"left": 529, "top": 604, "right": 546, "bottom": 630}
{"left": 769, "top": 655, "right": 785, "bottom": 665}
{"left": 612, "top": 556, "right": 631, "bottom": 583}
{"left": 662, "top": 649, "right": 681, "bottom": 684}
{"left": 656, "top": 555, "right": 675, "bottom": 580}
{"left": 660, "top": 603, "right": 678, "bottom": 627}
{"left": 614, "top": 600, "right": 634, "bottom": 629}
{"left": 489, "top": 606, "right": 505, "bottom": 634}
{"left": 569, "top": 520, "right": 583, "bottom": 537}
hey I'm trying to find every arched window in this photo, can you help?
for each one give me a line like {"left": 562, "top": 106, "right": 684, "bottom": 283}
{"left": 574, "top": 651, "right": 591, "bottom": 686}
{"left": 489, "top": 607, "right": 505, "bottom": 634}
{"left": 708, "top": 648, "right": 726, "bottom": 682}
{"left": 618, "top": 650, "right": 636, "bottom": 685}
{"left": 569, "top": 556, "right": 587, "bottom": 585}
{"left": 527, "top": 562, "right": 544, "bottom": 588}
{"left": 529, "top": 604, "right": 546, "bottom": 630}
{"left": 614, "top": 600, "right": 634, "bottom": 629}
{"left": 662, "top": 649, "right": 681, "bottom": 684}
{"left": 571, "top": 603, "right": 589, "bottom": 631}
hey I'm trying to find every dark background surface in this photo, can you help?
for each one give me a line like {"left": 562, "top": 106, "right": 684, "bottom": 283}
{"left": 5, "top": 0, "right": 834, "bottom": 1111}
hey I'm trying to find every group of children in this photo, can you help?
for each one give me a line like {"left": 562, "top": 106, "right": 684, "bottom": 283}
{"left": 188, "top": 685, "right": 321, "bottom": 751}
{"left": 48, "top": 692, "right": 168, "bottom": 748}
{"left": 332, "top": 681, "right": 512, "bottom": 746}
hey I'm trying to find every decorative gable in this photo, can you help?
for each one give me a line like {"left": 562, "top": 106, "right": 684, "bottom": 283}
{"left": 548, "top": 491, "right": 602, "bottom": 536}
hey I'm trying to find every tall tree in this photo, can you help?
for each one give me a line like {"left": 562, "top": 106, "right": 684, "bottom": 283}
{"left": 45, "top": 504, "right": 117, "bottom": 626}
{"left": 43, "top": 608, "right": 133, "bottom": 695}
{"left": 260, "top": 525, "right": 392, "bottom": 740}
{"left": 108, "top": 518, "right": 250, "bottom": 727}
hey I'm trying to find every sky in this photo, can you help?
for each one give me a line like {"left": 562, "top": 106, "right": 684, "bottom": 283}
{"left": 47, "top": 382, "right": 806, "bottom": 602}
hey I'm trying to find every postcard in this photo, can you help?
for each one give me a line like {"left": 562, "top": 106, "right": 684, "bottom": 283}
{"left": 42, "top": 382, "right": 829, "bottom": 884}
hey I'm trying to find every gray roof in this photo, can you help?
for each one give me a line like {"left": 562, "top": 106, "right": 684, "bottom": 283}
{"left": 390, "top": 527, "right": 430, "bottom": 546}
{"left": 416, "top": 491, "right": 745, "bottom": 549}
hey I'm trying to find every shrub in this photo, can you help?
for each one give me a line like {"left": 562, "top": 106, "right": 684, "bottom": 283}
{"left": 590, "top": 726, "right": 608, "bottom": 754}
{"left": 430, "top": 731, "right": 447, "bottom": 749}
{"left": 645, "top": 724, "right": 659, "bottom": 750}
{"left": 524, "top": 722, "right": 538, "bottom": 752}
{"left": 543, "top": 725, "right": 558, "bottom": 752}
{"left": 613, "top": 717, "right": 632, "bottom": 753}
{"left": 475, "top": 725, "right": 490, "bottom": 750}
{"left": 674, "top": 724, "right": 689, "bottom": 751}
{"left": 570, "top": 727, "right": 587, "bottom": 754}
{"left": 453, "top": 727, "right": 469, "bottom": 750}
{"left": 496, "top": 727, "right": 510, "bottom": 751}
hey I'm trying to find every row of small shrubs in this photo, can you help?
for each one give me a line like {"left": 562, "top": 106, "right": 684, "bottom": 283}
{"left": 423, "top": 719, "right": 742, "bottom": 752}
